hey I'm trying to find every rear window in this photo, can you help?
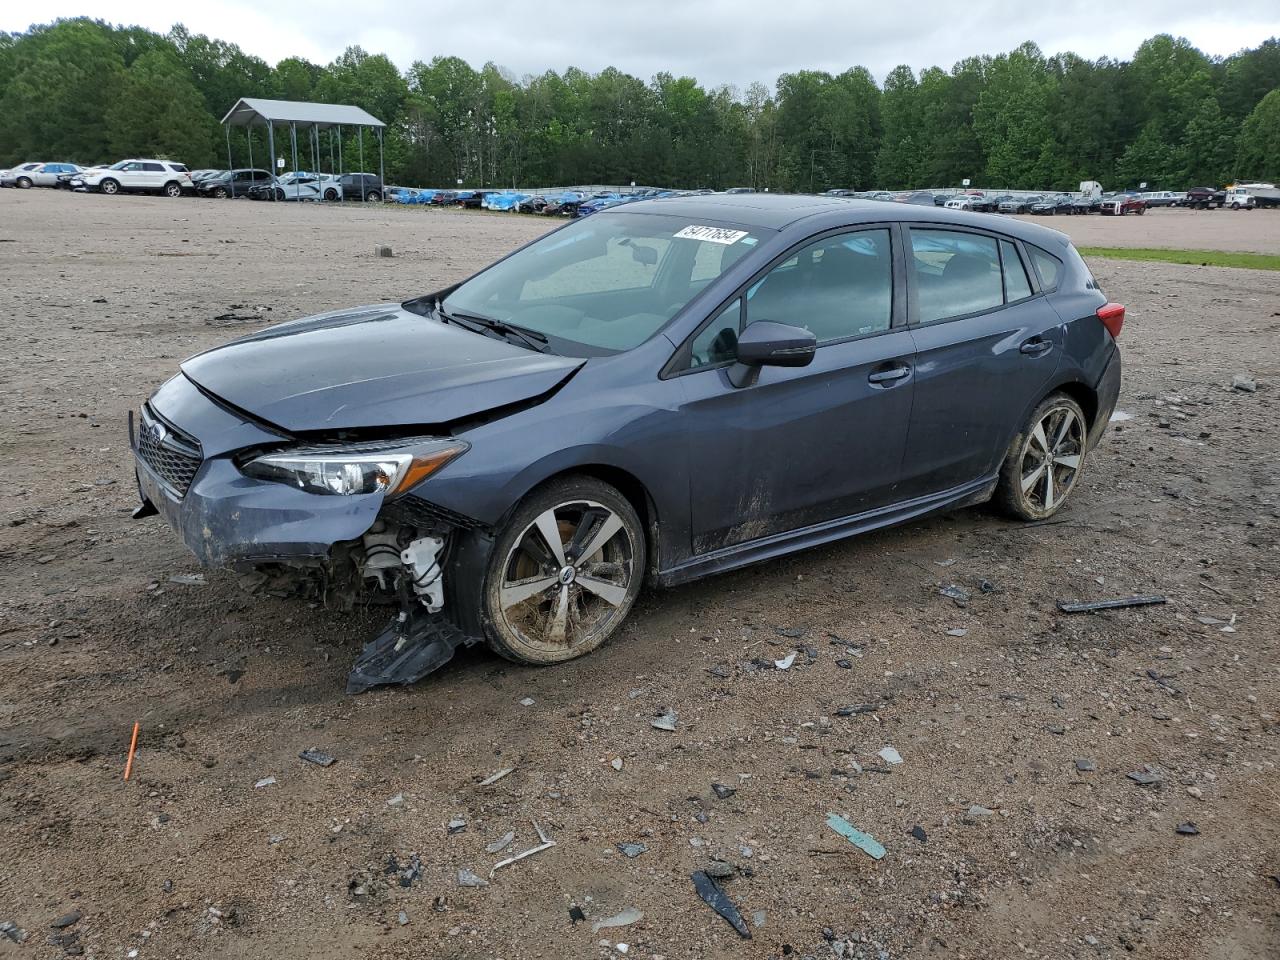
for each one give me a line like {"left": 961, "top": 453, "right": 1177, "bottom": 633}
{"left": 1028, "top": 245, "right": 1063, "bottom": 291}
{"left": 168, "top": 163, "right": 189, "bottom": 172}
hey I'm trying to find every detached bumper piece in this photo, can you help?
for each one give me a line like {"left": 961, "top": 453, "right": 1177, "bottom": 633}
{"left": 347, "top": 607, "right": 481, "bottom": 694}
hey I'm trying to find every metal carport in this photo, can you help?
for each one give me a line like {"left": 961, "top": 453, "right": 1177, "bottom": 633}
{"left": 220, "top": 98, "right": 387, "bottom": 200}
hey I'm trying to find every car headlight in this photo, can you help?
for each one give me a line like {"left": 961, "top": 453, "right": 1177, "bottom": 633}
{"left": 241, "top": 438, "right": 468, "bottom": 497}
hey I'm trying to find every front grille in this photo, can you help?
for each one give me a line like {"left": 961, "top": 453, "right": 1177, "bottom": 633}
{"left": 136, "top": 405, "right": 203, "bottom": 498}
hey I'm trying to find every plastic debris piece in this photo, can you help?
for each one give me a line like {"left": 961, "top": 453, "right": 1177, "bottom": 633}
{"left": 447, "top": 816, "right": 467, "bottom": 833}
{"left": 611, "top": 758, "right": 624, "bottom": 771}
{"left": 909, "top": 824, "right": 927, "bottom": 842}
{"left": 946, "top": 627, "right": 968, "bottom": 637}
{"left": 712, "top": 783, "right": 737, "bottom": 799}
{"left": 168, "top": 573, "right": 206, "bottom": 585}
{"left": 825, "top": 813, "right": 886, "bottom": 860}
{"left": 485, "top": 831, "right": 515, "bottom": 854}
{"left": 1057, "top": 595, "right": 1167, "bottom": 614}
{"left": 299, "top": 748, "right": 336, "bottom": 767}
{"left": 457, "top": 868, "right": 488, "bottom": 887}
{"left": 834, "top": 703, "right": 881, "bottom": 717}
{"left": 592, "top": 907, "right": 643, "bottom": 933}
{"left": 774, "top": 651, "right": 797, "bottom": 670}
{"left": 569, "top": 905, "right": 586, "bottom": 924}
{"left": 1127, "top": 770, "right": 1163, "bottom": 786}
{"left": 877, "top": 746, "right": 903, "bottom": 765}
{"left": 651, "top": 710, "right": 678, "bottom": 731}
{"left": 254, "top": 776, "right": 276, "bottom": 789}
{"left": 1175, "top": 822, "right": 1200, "bottom": 835}
{"left": 617, "top": 842, "right": 647, "bottom": 858}
{"left": 1108, "top": 410, "right": 1133, "bottom": 422}
{"left": 519, "top": 697, "right": 535, "bottom": 706}
{"left": 939, "top": 584, "right": 970, "bottom": 605}
{"left": 1076, "top": 758, "right": 1097, "bottom": 772}
{"left": 691, "top": 871, "right": 751, "bottom": 939}
{"left": 479, "top": 767, "right": 514, "bottom": 786}
{"left": 490, "top": 819, "right": 556, "bottom": 876}
{"left": 397, "top": 910, "right": 409, "bottom": 926}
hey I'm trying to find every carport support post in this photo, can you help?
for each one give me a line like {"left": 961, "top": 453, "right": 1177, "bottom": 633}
{"left": 225, "top": 123, "right": 232, "bottom": 172}
{"left": 246, "top": 124, "right": 253, "bottom": 171}
{"left": 337, "top": 125, "right": 343, "bottom": 180}
{"left": 358, "top": 127, "right": 365, "bottom": 201}
{"left": 378, "top": 128, "right": 384, "bottom": 199}
{"left": 290, "top": 122, "right": 299, "bottom": 182}
{"left": 267, "top": 123, "right": 276, "bottom": 201}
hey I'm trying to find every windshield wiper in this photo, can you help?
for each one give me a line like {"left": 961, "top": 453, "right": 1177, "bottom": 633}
{"left": 434, "top": 301, "right": 549, "bottom": 353}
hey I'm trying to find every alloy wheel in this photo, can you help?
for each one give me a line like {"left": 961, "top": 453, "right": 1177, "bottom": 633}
{"left": 496, "top": 499, "right": 635, "bottom": 655}
{"left": 1018, "top": 404, "right": 1084, "bottom": 512}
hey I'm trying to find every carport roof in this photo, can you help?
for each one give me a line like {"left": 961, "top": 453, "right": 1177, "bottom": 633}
{"left": 221, "top": 98, "right": 386, "bottom": 130}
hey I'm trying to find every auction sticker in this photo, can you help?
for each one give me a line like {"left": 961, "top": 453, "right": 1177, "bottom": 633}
{"left": 674, "top": 225, "right": 749, "bottom": 245}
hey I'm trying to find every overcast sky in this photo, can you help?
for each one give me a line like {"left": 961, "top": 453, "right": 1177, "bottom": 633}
{"left": 5, "top": 0, "right": 1278, "bottom": 89}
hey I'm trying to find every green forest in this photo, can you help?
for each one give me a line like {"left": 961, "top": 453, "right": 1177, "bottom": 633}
{"left": 2, "top": 18, "right": 1279, "bottom": 191}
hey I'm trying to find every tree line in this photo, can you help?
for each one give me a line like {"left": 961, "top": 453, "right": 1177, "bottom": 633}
{"left": 2, "top": 18, "right": 1278, "bottom": 191}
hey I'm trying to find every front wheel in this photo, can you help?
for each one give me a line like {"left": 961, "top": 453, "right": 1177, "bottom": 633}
{"left": 99, "top": 179, "right": 119, "bottom": 195}
{"left": 995, "top": 393, "right": 1088, "bottom": 521}
{"left": 17, "top": 176, "right": 32, "bottom": 189}
{"left": 213, "top": 186, "right": 229, "bottom": 199}
{"left": 482, "top": 476, "right": 645, "bottom": 666}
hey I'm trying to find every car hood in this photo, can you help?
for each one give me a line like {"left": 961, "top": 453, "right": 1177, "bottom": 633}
{"left": 180, "top": 304, "right": 584, "bottom": 433}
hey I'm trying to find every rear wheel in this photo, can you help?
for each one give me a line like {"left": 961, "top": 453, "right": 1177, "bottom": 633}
{"left": 324, "top": 188, "right": 338, "bottom": 201}
{"left": 366, "top": 189, "right": 382, "bottom": 202}
{"left": 996, "top": 393, "right": 1088, "bottom": 521}
{"left": 163, "top": 181, "right": 182, "bottom": 198}
{"left": 99, "top": 179, "right": 119, "bottom": 195}
{"left": 482, "top": 476, "right": 645, "bottom": 666}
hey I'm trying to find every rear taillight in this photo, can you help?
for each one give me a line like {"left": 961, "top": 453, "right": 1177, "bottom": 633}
{"left": 1097, "top": 302, "right": 1125, "bottom": 339}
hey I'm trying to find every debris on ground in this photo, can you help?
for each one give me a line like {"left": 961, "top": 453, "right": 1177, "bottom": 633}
{"left": 617, "top": 842, "right": 647, "bottom": 858}
{"left": 486, "top": 831, "right": 516, "bottom": 854}
{"left": 386, "top": 793, "right": 405, "bottom": 808}
{"left": 253, "top": 776, "right": 276, "bottom": 789}
{"left": 299, "top": 748, "right": 336, "bottom": 767}
{"left": 457, "top": 868, "right": 489, "bottom": 887}
{"left": 691, "top": 871, "right": 752, "bottom": 939}
{"left": 1127, "top": 769, "right": 1164, "bottom": 786}
{"left": 825, "top": 813, "right": 886, "bottom": 860}
{"left": 1057, "top": 595, "right": 1167, "bottom": 613}
{"left": 447, "top": 816, "right": 467, "bottom": 834}
{"left": 774, "top": 651, "right": 797, "bottom": 670}
{"left": 519, "top": 697, "right": 535, "bottom": 707}
{"left": 834, "top": 703, "right": 881, "bottom": 717}
{"left": 167, "top": 573, "right": 206, "bottom": 586}
{"left": 490, "top": 819, "right": 555, "bottom": 876}
{"left": 569, "top": 905, "right": 586, "bottom": 924}
{"left": 703, "top": 860, "right": 734, "bottom": 878}
{"left": 967, "top": 805, "right": 995, "bottom": 818}
{"left": 397, "top": 910, "right": 409, "bottom": 926}
{"left": 592, "top": 906, "right": 643, "bottom": 933}
{"left": 1176, "top": 822, "right": 1200, "bottom": 835}
{"left": 909, "top": 825, "right": 927, "bottom": 843}
{"left": 1231, "top": 373, "right": 1257, "bottom": 392}
{"left": 610, "top": 757, "right": 624, "bottom": 771}
{"left": 478, "top": 767, "right": 514, "bottom": 786}
{"left": 50, "top": 911, "right": 81, "bottom": 929}
{"left": 0, "top": 921, "right": 27, "bottom": 943}
{"left": 877, "top": 746, "right": 903, "bottom": 766}
{"left": 946, "top": 627, "right": 968, "bottom": 637}
{"left": 939, "top": 584, "right": 971, "bottom": 606}
{"left": 650, "top": 710, "right": 678, "bottom": 731}
{"left": 1076, "top": 758, "right": 1097, "bottom": 772}
{"left": 712, "top": 783, "right": 737, "bottom": 799}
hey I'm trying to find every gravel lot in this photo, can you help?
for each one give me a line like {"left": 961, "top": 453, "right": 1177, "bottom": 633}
{"left": 1, "top": 191, "right": 1278, "bottom": 960}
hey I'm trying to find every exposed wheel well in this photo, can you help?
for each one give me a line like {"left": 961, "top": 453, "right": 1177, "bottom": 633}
{"left": 1051, "top": 380, "right": 1099, "bottom": 430}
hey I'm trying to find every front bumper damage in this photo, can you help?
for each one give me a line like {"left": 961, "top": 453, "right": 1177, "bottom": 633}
{"left": 129, "top": 376, "right": 491, "bottom": 693}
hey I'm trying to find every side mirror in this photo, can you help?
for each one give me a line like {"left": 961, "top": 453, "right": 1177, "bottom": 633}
{"left": 727, "top": 321, "right": 817, "bottom": 388}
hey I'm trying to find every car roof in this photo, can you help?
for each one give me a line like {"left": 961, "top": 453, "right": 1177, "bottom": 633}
{"left": 611, "top": 193, "right": 1072, "bottom": 249}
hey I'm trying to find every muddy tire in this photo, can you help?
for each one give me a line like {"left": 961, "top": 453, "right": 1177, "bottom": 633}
{"left": 995, "top": 392, "right": 1088, "bottom": 522}
{"left": 481, "top": 475, "right": 645, "bottom": 666}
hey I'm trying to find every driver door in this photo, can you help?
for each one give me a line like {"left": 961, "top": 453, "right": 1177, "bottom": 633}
{"left": 671, "top": 225, "right": 916, "bottom": 555}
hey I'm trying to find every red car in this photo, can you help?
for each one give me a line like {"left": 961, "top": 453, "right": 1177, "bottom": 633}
{"left": 1099, "top": 195, "right": 1146, "bottom": 216}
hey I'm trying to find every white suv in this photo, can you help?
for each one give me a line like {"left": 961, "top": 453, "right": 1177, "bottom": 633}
{"left": 73, "top": 159, "right": 194, "bottom": 197}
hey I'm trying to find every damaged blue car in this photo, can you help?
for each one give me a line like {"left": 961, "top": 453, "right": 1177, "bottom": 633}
{"left": 130, "top": 194, "right": 1123, "bottom": 692}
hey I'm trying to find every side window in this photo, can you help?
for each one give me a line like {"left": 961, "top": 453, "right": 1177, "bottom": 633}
{"left": 746, "top": 229, "right": 893, "bottom": 343}
{"left": 1028, "top": 245, "right": 1063, "bottom": 291}
{"left": 1000, "top": 240, "right": 1033, "bottom": 302}
{"left": 910, "top": 229, "right": 1003, "bottom": 324}
{"left": 123, "top": 162, "right": 142, "bottom": 171}
{"left": 143, "top": 163, "right": 164, "bottom": 172}
{"left": 689, "top": 299, "right": 743, "bottom": 369}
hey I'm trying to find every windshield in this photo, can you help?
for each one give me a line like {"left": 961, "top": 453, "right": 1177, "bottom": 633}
{"left": 442, "top": 212, "right": 767, "bottom": 355}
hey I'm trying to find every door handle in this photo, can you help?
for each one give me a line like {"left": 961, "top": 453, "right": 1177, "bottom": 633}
{"left": 868, "top": 364, "right": 911, "bottom": 385}
{"left": 1020, "top": 338, "right": 1053, "bottom": 356}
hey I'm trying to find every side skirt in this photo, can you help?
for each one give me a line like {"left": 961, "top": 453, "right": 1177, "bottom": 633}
{"left": 655, "top": 474, "right": 998, "bottom": 588}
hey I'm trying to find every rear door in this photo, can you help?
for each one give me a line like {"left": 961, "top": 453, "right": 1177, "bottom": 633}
{"left": 141, "top": 162, "right": 167, "bottom": 189}
{"left": 898, "top": 227, "right": 1063, "bottom": 498}
{"left": 673, "top": 225, "right": 917, "bottom": 553}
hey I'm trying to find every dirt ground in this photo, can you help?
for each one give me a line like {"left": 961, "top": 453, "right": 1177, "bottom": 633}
{"left": 1010, "top": 205, "right": 1280, "bottom": 254}
{"left": 1, "top": 191, "right": 1277, "bottom": 960}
